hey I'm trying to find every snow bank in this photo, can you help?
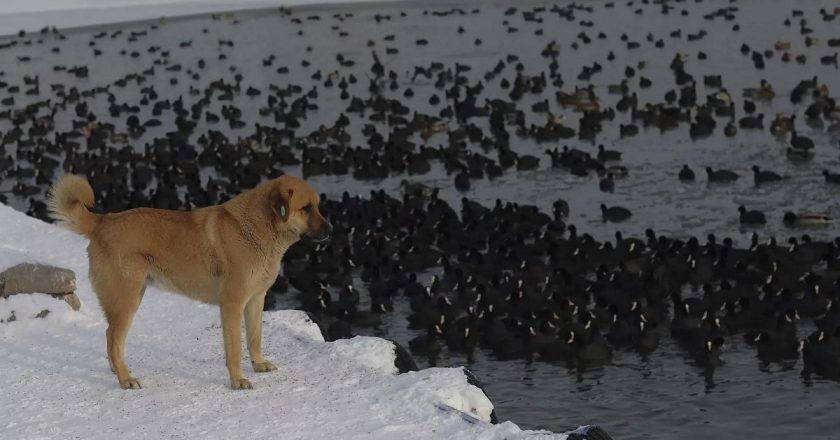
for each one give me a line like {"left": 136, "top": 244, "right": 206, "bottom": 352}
{"left": 0, "top": 0, "right": 399, "bottom": 36}
{"left": 0, "top": 203, "right": 565, "bottom": 439}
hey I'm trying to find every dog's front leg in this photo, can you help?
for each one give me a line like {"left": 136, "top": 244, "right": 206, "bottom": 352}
{"left": 245, "top": 291, "right": 277, "bottom": 373}
{"left": 220, "top": 298, "right": 251, "bottom": 389}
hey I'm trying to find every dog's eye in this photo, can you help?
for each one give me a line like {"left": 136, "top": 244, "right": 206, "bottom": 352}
{"left": 302, "top": 204, "right": 312, "bottom": 213}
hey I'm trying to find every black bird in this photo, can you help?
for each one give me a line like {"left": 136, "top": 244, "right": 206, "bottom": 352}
{"left": 692, "top": 337, "right": 725, "bottom": 367}
{"left": 678, "top": 165, "right": 695, "bottom": 181}
{"left": 454, "top": 167, "right": 470, "bottom": 191}
{"left": 601, "top": 204, "right": 632, "bottom": 222}
{"left": 738, "top": 206, "right": 766, "bottom": 225}
{"left": 596, "top": 144, "right": 622, "bottom": 162}
{"left": 790, "top": 115, "right": 814, "bottom": 150}
{"left": 706, "top": 167, "right": 739, "bottom": 183}
{"left": 822, "top": 170, "right": 840, "bottom": 184}
{"left": 751, "top": 166, "right": 784, "bottom": 185}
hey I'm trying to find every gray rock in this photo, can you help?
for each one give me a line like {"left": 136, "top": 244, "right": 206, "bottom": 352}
{"left": 0, "top": 263, "right": 76, "bottom": 298}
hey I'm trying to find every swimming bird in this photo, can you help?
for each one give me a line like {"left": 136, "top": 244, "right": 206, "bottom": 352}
{"left": 751, "top": 166, "right": 784, "bottom": 185}
{"left": 783, "top": 212, "right": 832, "bottom": 227}
{"left": 678, "top": 165, "right": 695, "bottom": 181}
{"left": 790, "top": 115, "right": 814, "bottom": 150}
{"left": 738, "top": 206, "right": 766, "bottom": 225}
{"left": 706, "top": 167, "right": 739, "bottom": 183}
{"left": 822, "top": 170, "right": 840, "bottom": 184}
{"left": 601, "top": 204, "right": 632, "bottom": 222}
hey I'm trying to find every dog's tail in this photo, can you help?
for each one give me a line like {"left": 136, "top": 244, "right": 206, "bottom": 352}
{"left": 47, "top": 174, "right": 101, "bottom": 237}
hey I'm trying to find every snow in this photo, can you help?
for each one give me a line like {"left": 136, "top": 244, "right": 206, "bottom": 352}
{"left": 0, "top": 0, "right": 399, "bottom": 36}
{"left": 0, "top": 203, "right": 566, "bottom": 439}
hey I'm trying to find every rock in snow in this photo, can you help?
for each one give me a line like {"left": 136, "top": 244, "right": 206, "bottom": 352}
{"left": 0, "top": 262, "right": 76, "bottom": 297}
{"left": 0, "top": 262, "right": 81, "bottom": 313}
{"left": 0, "top": 202, "right": 574, "bottom": 439}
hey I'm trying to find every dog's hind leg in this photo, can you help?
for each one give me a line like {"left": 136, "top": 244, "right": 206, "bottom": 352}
{"left": 91, "top": 260, "right": 146, "bottom": 390}
{"left": 245, "top": 291, "right": 276, "bottom": 373}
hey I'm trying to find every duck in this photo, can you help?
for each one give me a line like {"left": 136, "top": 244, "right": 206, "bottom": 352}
{"left": 596, "top": 144, "right": 622, "bottom": 162}
{"left": 601, "top": 204, "right": 632, "bottom": 222}
{"left": 678, "top": 165, "right": 695, "bottom": 181}
{"left": 822, "top": 170, "right": 840, "bottom": 184}
{"left": 408, "top": 325, "right": 444, "bottom": 356}
{"left": 723, "top": 120, "right": 738, "bottom": 137}
{"left": 572, "top": 317, "right": 613, "bottom": 365}
{"left": 739, "top": 113, "right": 764, "bottom": 129}
{"left": 789, "top": 115, "right": 815, "bottom": 150}
{"left": 454, "top": 167, "right": 470, "bottom": 191}
{"left": 801, "top": 331, "right": 840, "bottom": 379}
{"left": 516, "top": 154, "right": 540, "bottom": 171}
{"left": 751, "top": 165, "right": 784, "bottom": 185}
{"left": 769, "top": 113, "right": 792, "bottom": 137}
{"left": 691, "top": 337, "right": 725, "bottom": 367}
{"left": 738, "top": 206, "right": 766, "bottom": 225}
{"left": 783, "top": 212, "right": 831, "bottom": 227}
{"left": 743, "top": 79, "right": 775, "bottom": 101}
{"left": 599, "top": 173, "right": 615, "bottom": 192}
{"left": 706, "top": 167, "right": 739, "bottom": 183}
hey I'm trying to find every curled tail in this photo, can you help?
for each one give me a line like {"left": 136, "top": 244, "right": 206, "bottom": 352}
{"left": 47, "top": 174, "right": 101, "bottom": 237}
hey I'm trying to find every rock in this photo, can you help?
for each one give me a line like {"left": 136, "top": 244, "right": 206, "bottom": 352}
{"left": 0, "top": 264, "right": 81, "bottom": 317}
{"left": 0, "top": 263, "right": 76, "bottom": 297}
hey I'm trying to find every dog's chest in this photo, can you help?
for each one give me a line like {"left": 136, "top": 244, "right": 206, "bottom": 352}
{"left": 247, "top": 251, "right": 286, "bottom": 293}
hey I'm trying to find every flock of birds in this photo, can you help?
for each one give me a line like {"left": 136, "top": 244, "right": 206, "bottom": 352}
{"left": 0, "top": 1, "right": 839, "bottom": 382}
{"left": 281, "top": 188, "right": 840, "bottom": 378}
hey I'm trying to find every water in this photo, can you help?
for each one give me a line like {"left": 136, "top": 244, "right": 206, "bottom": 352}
{"left": 2, "top": 0, "right": 840, "bottom": 438}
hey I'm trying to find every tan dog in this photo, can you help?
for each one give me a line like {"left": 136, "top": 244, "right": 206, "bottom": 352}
{"left": 47, "top": 174, "right": 331, "bottom": 390}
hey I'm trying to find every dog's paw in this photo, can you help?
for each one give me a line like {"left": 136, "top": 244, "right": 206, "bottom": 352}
{"left": 230, "top": 378, "right": 253, "bottom": 390}
{"left": 252, "top": 360, "right": 277, "bottom": 373}
{"left": 119, "top": 377, "right": 142, "bottom": 390}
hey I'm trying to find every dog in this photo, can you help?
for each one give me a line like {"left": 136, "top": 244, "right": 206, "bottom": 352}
{"left": 47, "top": 174, "right": 331, "bottom": 390}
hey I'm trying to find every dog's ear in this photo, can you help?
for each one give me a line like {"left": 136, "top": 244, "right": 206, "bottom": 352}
{"left": 270, "top": 185, "right": 294, "bottom": 222}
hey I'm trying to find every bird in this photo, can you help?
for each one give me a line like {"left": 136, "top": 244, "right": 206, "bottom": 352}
{"left": 751, "top": 166, "right": 784, "bottom": 185}
{"left": 596, "top": 144, "right": 622, "bottom": 162}
{"left": 822, "top": 170, "right": 840, "bottom": 184}
{"left": 706, "top": 167, "right": 739, "bottom": 183}
{"left": 678, "top": 165, "right": 695, "bottom": 181}
{"left": 738, "top": 206, "right": 766, "bottom": 225}
{"left": 783, "top": 212, "right": 831, "bottom": 227}
{"left": 601, "top": 204, "right": 632, "bottom": 222}
{"left": 790, "top": 115, "right": 815, "bottom": 150}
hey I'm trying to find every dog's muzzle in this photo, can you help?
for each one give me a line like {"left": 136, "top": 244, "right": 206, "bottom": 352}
{"left": 306, "top": 221, "right": 333, "bottom": 243}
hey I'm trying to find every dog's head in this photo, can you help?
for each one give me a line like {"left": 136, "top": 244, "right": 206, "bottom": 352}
{"left": 269, "top": 175, "right": 332, "bottom": 242}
